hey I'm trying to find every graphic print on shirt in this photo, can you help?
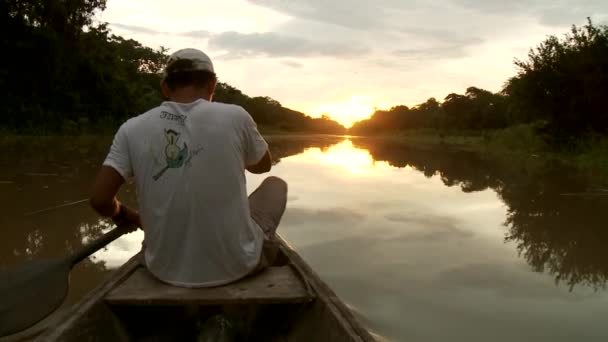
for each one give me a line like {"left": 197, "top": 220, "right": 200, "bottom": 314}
{"left": 153, "top": 129, "right": 189, "bottom": 181}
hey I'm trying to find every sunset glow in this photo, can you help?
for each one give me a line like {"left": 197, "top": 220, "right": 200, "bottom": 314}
{"left": 290, "top": 140, "right": 392, "bottom": 175}
{"left": 311, "top": 96, "right": 383, "bottom": 128}
{"left": 100, "top": 1, "right": 606, "bottom": 128}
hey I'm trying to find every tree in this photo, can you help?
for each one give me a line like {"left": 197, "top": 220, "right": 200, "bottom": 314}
{"left": 4, "top": 0, "right": 107, "bottom": 36}
{"left": 505, "top": 18, "right": 608, "bottom": 146}
{"left": 442, "top": 93, "right": 471, "bottom": 130}
{"left": 0, "top": 1, "right": 343, "bottom": 134}
{"left": 348, "top": 87, "right": 508, "bottom": 134}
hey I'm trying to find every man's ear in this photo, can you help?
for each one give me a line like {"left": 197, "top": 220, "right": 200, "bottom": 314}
{"left": 161, "top": 81, "right": 171, "bottom": 99}
{"left": 208, "top": 80, "right": 217, "bottom": 101}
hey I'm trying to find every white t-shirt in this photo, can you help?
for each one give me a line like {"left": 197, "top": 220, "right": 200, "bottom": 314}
{"left": 103, "top": 99, "right": 269, "bottom": 287}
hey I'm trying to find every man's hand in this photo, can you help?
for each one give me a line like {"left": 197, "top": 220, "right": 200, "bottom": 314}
{"left": 91, "top": 166, "right": 142, "bottom": 231}
{"left": 123, "top": 206, "right": 142, "bottom": 228}
{"left": 112, "top": 203, "right": 142, "bottom": 232}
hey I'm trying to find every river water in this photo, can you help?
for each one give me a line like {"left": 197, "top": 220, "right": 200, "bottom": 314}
{"left": 1, "top": 136, "right": 608, "bottom": 341}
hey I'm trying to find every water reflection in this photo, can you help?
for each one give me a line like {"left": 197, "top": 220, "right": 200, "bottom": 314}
{"left": 291, "top": 140, "right": 392, "bottom": 174}
{"left": 502, "top": 172, "right": 608, "bottom": 290}
{"left": 351, "top": 137, "right": 608, "bottom": 290}
{"left": 2, "top": 136, "right": 608, "bottom": 341}
{"left": 0, "top": 135, "right": 347, "bottom": 302}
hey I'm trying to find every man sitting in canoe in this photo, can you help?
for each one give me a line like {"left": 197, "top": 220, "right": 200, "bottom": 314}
{"left": 89, "top": 48, "right": 287, "bottom": 288}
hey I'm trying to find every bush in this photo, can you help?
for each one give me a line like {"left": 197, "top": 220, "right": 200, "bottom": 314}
{"left": 487, "top": 123, "right": 547, "bottom": 153}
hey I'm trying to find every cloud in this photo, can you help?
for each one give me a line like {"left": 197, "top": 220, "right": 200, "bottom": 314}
{"left": 103, "top": 0, "right": 608, "bottom": 117}
{"left": 452, "top": 0, "right": 608, "bottom": 26}
{"left": 247, "top": 0, "right": 393, "bottom": 31}
{"left": 385, "top": 212, "right": 456, "bottom": 227}
{"left": 109, "top": 23, "right": 166, "bottom": 35}
{"left": 109, "top": 23, "right": 211, "bottom": 39}
{"left": 180, "top": 30, "right": 211, "bottom": 39}
{"left": 384, "top": 212, "right": 474, "bottom": 241}
{"left": 108, "top": 23, "right": 369, "bottom": 59}
{"left": 248, "top": 0, "right": 607, "bottom": 51}
{"left": 208, "top": 31, "right": 370, "bottom": 58}
{"left": 452, "top": 0, "right": 530, "bottom": 15}
{"left": 392, "top": 43, "right": 477, "bottom": 60}
{"left": 281, "top": 60, "right": 304, "bottom": 68}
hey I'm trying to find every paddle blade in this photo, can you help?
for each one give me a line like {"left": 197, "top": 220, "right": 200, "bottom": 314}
{"left": 0, "top": 259, "right": 70, "bottom": 337}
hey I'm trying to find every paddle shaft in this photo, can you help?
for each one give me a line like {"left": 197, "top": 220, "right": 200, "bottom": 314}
{"left": 68, "top": 225, "right": 134, "bottom": 265}
{"left": 0, "top": 224, "right": 137, "bottom": 337}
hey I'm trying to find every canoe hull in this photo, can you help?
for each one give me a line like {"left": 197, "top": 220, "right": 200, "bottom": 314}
{"left": 30, "top": 237, "right": 375, "bottom": 342}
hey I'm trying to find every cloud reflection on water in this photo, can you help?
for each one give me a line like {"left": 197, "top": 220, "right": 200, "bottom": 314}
{"left": 4, "top": 136, "right": 608, "bottom": 342}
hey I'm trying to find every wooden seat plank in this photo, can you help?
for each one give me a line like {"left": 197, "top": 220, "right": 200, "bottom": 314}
{"left": 105, "top": 266, "right": 312, "bottom": 306}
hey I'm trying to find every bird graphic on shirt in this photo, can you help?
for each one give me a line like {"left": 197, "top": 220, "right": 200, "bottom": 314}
{"left": 153, "top": 129, "right": 189, "bottom": 181}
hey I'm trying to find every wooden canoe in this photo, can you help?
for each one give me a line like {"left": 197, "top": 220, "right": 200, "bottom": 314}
{"left": 26, "top": 236, "right": 375, "bottom": 341}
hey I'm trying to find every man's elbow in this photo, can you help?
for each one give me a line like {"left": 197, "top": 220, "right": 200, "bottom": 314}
{"left": 89, "top": 196, "right": 104, "bottom": 213}
{"left": 247, "top": 151, "right": 272, "bottom": 174}
{"left": 247, "top": 163, "right": 271, "bottom": 174}
{"left": 260, "top": 163, "right": 272, "bottom": 173}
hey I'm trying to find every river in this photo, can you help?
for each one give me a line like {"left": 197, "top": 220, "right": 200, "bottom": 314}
{"left": 1, "top": 135, "right": 607, "bottom": 341}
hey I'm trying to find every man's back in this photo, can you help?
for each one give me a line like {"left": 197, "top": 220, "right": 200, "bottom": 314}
{"left": 104, "top": 99, "right": 269, "bottom": 287}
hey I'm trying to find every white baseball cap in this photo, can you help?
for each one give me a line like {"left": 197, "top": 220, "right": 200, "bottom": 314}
{"left": 162, "top": 48, "right": 214, "bottom": 81}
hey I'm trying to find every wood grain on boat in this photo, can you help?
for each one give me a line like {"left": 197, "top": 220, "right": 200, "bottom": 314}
{"left": 31, "top": 237, "right": 375, "bottom": 342}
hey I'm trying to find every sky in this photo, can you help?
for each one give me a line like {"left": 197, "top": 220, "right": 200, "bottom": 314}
{"left": 98, "top": 0, "right": 608, "bottom": 127}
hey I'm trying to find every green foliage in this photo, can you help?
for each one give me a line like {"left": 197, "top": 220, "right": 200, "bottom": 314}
{"left": 351, "top": 19, "right": 608, "bottom": 152}
{"left": 575, "top": 138, "right": 608, "bottom": 181}
{"left": 350, "top": 87, "right": 508, "bottom": 135}
{"left": 0, "top": 0, "right": 167, "bottom": 133}
{"left": 485, "top": 123, "right": 547, "bottom": 154}
{"left": 0, "top": 0, "right": 345, "bottom": 135}
{"left": 214, "top": 84, "right": 346, "bottom": 134}
{"left": 505, "top": 19, "right": 608, "bottom": 147}
{"left": 4, "top": 0, "right": 107, "bottom": 36}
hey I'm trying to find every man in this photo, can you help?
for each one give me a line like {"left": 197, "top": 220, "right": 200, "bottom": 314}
{"left": 89, "top": 48, "right": 287, "bottom": 287}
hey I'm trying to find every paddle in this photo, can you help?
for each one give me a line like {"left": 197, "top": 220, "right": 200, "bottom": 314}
{"left": 0, "top": 224, "right": 135, "bottom": 337}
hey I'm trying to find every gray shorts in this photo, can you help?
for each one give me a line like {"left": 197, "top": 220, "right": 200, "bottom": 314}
{"left": 248, "top": 176, "right": 288, "bottom": 270}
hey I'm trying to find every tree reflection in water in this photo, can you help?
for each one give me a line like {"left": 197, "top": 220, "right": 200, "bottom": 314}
{"left": 2, "top": 135, "right": 606, "bottom": 301}
{"left": 352, "top": 137, "right": 608, "bottom": 290}
{"left": 0, "top": 136, "right": 344, "bottom": 303}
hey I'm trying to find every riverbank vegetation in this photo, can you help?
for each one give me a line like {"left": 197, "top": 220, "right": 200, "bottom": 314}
{"left": 0, "top": 0, "right": 346, "bottom": 135}
{"left": 1, "top": 1, "right": 606, "bottom": 179}
{"left": 350, "top": 20, "right": 608, "bottom": 158}
{"left": 358, "top": 126, "right": 608, "bottom": 184}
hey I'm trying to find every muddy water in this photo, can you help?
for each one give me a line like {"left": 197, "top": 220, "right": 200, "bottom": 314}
{"left": 1, "top": 136, "right": 608, "bottom": 341}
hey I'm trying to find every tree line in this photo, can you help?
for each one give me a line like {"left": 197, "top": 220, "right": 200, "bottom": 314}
{"left": 2, "top": 1, "right": 605, "bottom": 142}
{"left": 213, "top": 84, "right": 346, "bottom": 134}
{"left": 351, "top": 19, "right": 608, "bottom": 148}
{"left": 0, "top": 0, "right": 346, "bottom": 135}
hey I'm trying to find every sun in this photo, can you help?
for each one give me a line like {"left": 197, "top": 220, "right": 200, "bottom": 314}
{"left": 312, "top": 96, "right": 380, "bottom": 128}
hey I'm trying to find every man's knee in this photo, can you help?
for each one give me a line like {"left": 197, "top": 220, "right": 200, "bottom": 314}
{"left": 262, "top": 176, "right": 287, "bottom": 194}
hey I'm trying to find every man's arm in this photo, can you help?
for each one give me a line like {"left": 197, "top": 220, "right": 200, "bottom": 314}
{"left": 246, "top": 150, "right": 272, "bottom": 174}
{"left": 90, "top": 166, "right": 141, "bottom": 229}
{"left": 240, "top": 107, "right": 271, "bottom": 174}
{"left": 93, "top": 121, "right": 140, "bottom": 229}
